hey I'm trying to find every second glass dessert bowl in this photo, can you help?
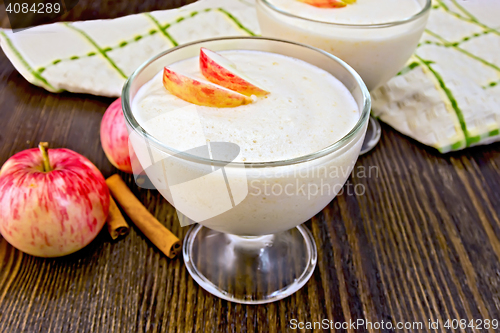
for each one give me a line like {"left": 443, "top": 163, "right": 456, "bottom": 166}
{"left": 122, "top": 37, "right": 370, "bottom": 304}
{"left": 256, "top": 0, "right": 431, "bottom": 153}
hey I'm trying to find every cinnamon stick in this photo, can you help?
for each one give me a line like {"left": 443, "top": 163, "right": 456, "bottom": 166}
{"left": 106, "top": 174, "right": 181, "bottom": 258}
{"left": 106, "top": 196, "right": 129, "bottom": 240}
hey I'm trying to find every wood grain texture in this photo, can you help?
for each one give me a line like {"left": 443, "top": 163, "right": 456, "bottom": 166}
{"left": 1, "top": 1, "right": 500, "bottom": 332}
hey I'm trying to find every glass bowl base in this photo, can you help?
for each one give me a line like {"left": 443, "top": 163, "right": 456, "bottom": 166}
{"left": 183, "top": 224, "right": 317, "bottom": 304}
{"left": 360, "top": 116, "right": 382, "bottom": 155}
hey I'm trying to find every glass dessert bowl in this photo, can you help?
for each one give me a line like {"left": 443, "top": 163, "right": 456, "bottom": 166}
{"left": 122, "top": 37, "right": 370, "bottom": 304}
{"left": 256, "top": 0, "right": 431, "bottom": 153}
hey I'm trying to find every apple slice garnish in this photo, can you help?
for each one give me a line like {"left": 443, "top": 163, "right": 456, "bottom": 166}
{"left": 297, "top": 0, "right": 348, "bottom": 8}
{"left": 200, "top": 48, "right": 269, "bottom": 97}
{"left": 163, "top": 67, "right": 252, "bottom": 108}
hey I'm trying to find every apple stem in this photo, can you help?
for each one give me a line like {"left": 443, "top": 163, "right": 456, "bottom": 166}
{"left": 39, "top": 142, "right": 52, "bottom": 172}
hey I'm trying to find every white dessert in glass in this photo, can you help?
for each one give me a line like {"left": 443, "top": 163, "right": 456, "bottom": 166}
{"left": 256, "top": 0, "right": 431, "bottom": 91}
{"left": 131, "top": 50, "right": 362, "bottom": 235}
{"left": 122, "top": 37, "right": 370, "bottom": 304}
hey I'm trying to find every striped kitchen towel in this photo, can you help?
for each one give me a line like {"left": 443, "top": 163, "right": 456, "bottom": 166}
{"left": 0, "top": 0, "right": 499, "bottom": 153}
{"left": 0, "top": 0, "right": 259, "bottom": 97}
{"left": 371, "top": 0, "right": 500, "bottom": 152}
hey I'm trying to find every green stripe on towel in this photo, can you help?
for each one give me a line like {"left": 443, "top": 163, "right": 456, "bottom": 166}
{"left": 217, "top": 8, "right": 256, "bottom": 36}
{"left": 63, "top": 23, "right": 127, "bottom": 79}
{"left": 415, "top": 55, "right": 470, "bottom": 146}
{"left": 0, "top": 31, "right": 58, "bottom": 91}
{"left": 144, "top": 13, "right": 178, "bottom": 47}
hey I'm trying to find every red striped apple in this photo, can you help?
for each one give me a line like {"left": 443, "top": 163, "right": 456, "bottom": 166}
{"left": 100, "top": 98, "right": 141, "bottom": 174}
{"left": 298, "top": 0, "right": 347, "bottom": 8}
{"left": 200, "top": 48, "right": 269, "bottom": 97}
{"left": 0, "top": 143, "right": 110, "bottom": 257}
{"left": 163, "top": 67, "right": 252, "bottom": 107}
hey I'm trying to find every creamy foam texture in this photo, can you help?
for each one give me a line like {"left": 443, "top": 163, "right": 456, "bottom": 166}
{"left": 266, "top": 0, "right": 422, "bottom": 24}
{"left": 132, "top": 50, "right": 359, "bottom": 162}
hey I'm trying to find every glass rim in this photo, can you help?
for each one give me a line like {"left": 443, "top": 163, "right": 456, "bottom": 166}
{"left": 122, "top": 36, "right": 371, "bottom": 168}
{"left": 258, "top": 0, "right": 432, "bottom": 28}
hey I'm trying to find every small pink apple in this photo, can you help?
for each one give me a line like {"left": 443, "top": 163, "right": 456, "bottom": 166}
{"left": 163, "top": 67, "right": 253, "bottom": 107}
{"left": 200, "top": 48, "right": 269, "bottom": 97}
{"left": 100, "top": 98, "right": 141, "bottom": 174}
{"left": 0, "top": 143, "right": 110, "bottom": 257}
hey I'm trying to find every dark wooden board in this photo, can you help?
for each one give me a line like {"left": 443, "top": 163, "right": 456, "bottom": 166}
{"left": 0, "top": 1, "right": 499, "bottom": 332}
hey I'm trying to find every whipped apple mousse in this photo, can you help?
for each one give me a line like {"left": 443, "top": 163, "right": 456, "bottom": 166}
{"left": 270, "top": 0, "right": 421, "bottom": 24}
{"left": 256, "top": 0, "right": 430, "bottom": 90}
{"left": 130, "top": 48, "right": 365, "bottom": 235}
{"left": 133, "top": 49, "right": 359, "bottom": 162}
